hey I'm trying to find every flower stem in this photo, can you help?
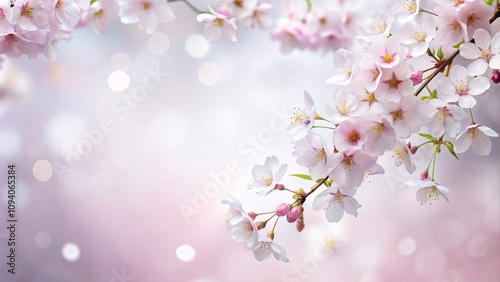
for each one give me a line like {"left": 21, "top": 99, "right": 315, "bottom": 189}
{"left": 420, "top": 8, "right": 438, "bottom": 16}
{"left": 469, "top": 109, "right": 475, "bottom": 123}
{"left": 312, "top": 125, "right": 336, "bottom": 130}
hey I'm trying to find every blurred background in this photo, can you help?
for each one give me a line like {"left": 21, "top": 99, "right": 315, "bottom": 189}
{"left": 0, "top": 0, "right": 499, "bottom": 281}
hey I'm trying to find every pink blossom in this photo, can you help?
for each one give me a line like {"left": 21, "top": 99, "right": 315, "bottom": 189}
{"left": 328, "top": 149, "right": 377, "bottom": 188}
{"left": 459, "top": 29, "right": 500, "bottom": 76}
{"left": 433, "top": 7, "right": 467, "bottom": 46}
{"left": 458, "top": 0, "right": 495, "bottom": 39}
{"left": 391, "top": 138, "right": 415, "bottom": 174}
{"left": 419, "top": 99, "right": 467, "bottom": 138}
{"left": 288, "top": 91, "right": 315, "bottom": 140}
{"left": 275, "top": 203, "right": 290, "bottom": 217}
{"left": 252, "top": 236, "right": 289, "bottom": 262}
{"left": 455, "top": 124, "right": 499, "bottom": 156}
{"left": 438, "top": 65, "right": 490, "bottom": 108}
{"left": 363, "top": 117, "right": 397, "bottom": 156}
{"left": 0, "top": 3, "right": 15, "bottom": 36}
{"left": 352, "top": 53, "right": 383, "bottom": 92}
{"left": 54, "top": 0, "right": 81, "bottom": 30}
{"left": 197, "top": 8, "right": 237, "bottom": 43}
{"left": 405, "top": 179, "right": 449, "bottom": 205}
{"left": 377, "top": 62, "right": 413, "bottom": 103}
{"left": 248, "top": 156, "right": 287, "bottom": 196}
{"left": 358, "top": 10, "right": 393, "bottom": 42}
{"left": 382, "top": 95, "right": 421, "bottom": 138}
{"left": 239, "top": 2, "right": 273, "bottom": 29}
{"left": 370, "top": 36, "right": 407, "bottom": 69}
{"left": 410, "top": 69, "right": 422, "bottom": 85}
{"left": 325, "top": 87, "right": 368, "bottom": 123}
{"left": 118, "top": 0, "right": 175, "bottom": 34}
{"left": 333, "top": 118, "right": 368, "bottom": 152}
{"left": 286, "top": 206, "right": 301, "bottom": 223}
{"left": 292, "top": 131, "right": 331, "bottom": 181}
{"left": 11, "top": 0, "right": 50, "bottom": 31}
{"left": 312, "top": 185, "right": 362, "bottom": 223}
{"left": 325, "top": 48, "right": 355, "bottom": 85}
{"left": 399, "top": 14, "right": 437, "bottom": 57}
{"left": 390, "top": 0, "right": 420, "bottom": 24}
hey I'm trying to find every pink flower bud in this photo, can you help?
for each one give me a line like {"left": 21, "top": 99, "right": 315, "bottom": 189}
{"left": 420, "top": 171, "right": 428, "bottom": 180}
{"left": 248, "top": 212, "right": 256, "bottom": 220}
{"left": 275, "top": 203, "right": 290, "bottom": 217}
{"left": 410, "top": 146, "right": 418, "bottom": 154}
{"left": 286, "top": 206, "right": 302, "bottom": 223}
{"left": 491, "top": 70, "right": 500, "bottom": 84}
{"left": 296, "top": 218, "right": 305, "bottom": 232}
{"left": 410, "top": 70, "right": 423, "bottom": 85}
{"left": 274, "top": 184, "right": 285, "bottom": 190}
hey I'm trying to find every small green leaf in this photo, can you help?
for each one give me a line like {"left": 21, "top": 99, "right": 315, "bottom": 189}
{"left": 437, "top": 47, "right": 444, "bottom": 59}
{"left": 290, "top": 174, "right": 312, "bottom": 180}
{"left": 453, "top": 39, "right": 465, "bottom": 49}
{"left": 418, "top": 133, "right": 436, "bottom": 141}
{"left": 444, "top": 141, "right": 459, "bottom": 160}
{"left": 484, "top": 0, "right": 494, "bottom": 5}
{"left": 421, "top": 95, "right": 430, "bottom": 101}
{"left": 430, "top": 89, "right": 438, "bottom": 99}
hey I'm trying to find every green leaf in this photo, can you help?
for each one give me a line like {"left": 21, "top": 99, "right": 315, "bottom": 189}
{"left": 484, "top": 0, "right": 494, "bottom": 5}
{"left": 437, "top": 47, "right": 444, "bottom": 59}
{"left": 421, "top": 95, "right": 430, "bottom": 101}
{"left": 453, "top": 39, "right": 465, "bottom": 49}
{"left": 444, "top": 141, "right": 459, "bottom": 160}
{"left": 290, "top": 174, "right": 312, "bottom": 180}
{"left": 418, "top": 133, "right": 436, "bottom": 141}
{"left": 430, "top": 89, "right": 438, "bottom": 99}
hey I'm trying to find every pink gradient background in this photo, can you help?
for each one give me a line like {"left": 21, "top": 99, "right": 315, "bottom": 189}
{"left": 1, "top": 2, "right": 500, "bottom": 282}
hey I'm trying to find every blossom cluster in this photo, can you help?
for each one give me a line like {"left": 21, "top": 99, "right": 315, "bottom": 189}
{"left": 0, "top": 0, "right": 359, "bottom": 65}
{"left": 0, "top": 0, "right": 175, "bottom": 61}
{"left": 224, "top": 0, "right": 500, "bottom": 262}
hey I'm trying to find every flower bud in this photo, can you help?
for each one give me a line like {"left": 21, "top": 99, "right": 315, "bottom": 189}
{"left": 491, "top": 70, "right": 500, "bottom": 84}
{"left": 420, "top": 171, "right": 429, "bottom": 180}
{"left": 296, "top": 218, "right": 305, "bottom": 232}
{"left": 248, "top": 212, "right": 257, "bottom": 220}
{"left": 256, "top": 221, "right": 266, "bottom": 230}
{"left": 275, "top": 203, "right": 290, "bottom": 217}
{"left": 410, "top": 146, "right": 418, "bottom": 154}
{"left": 410, "top": 70, "right": 423, "bottom": 85}
{"left": 267, "top": 231, "right": 275, "bottom": 240}
{"left": 274, "top": 184, "right": 285, "bottom": 191}
{"left": 287, "top": 206, "right": 302, "bottom": 223}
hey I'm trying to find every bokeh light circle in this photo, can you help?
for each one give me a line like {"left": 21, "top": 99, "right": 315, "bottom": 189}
{"left": 33, "top": 159, "right": 53, "bottom": 182}
{"left": 61, "top": 243, "right": 81, "bottom": 262}
{"left": 108, "top": 71, "right": 130, "bottom": 92}
{"left": 198, "top": 63, "right": 219, "bottom": 86}
{"left": 185, "top": 34, "right": 210, "bottom": 58}
{"left": 149, "top": 32, "right": 170, "bottom": 55}
{"left": 35, "top": 231, "right": 52, "bottom": 248}
{"left": 176, "top": 244, "right": 196, "bottom": 262}
{"left": 110, "top": 52, "right": 132, "bottom": 71}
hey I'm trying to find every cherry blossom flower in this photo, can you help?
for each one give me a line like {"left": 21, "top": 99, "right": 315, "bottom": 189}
{"left": 400, "top": 14, "right": 437, "bottom": 57}
{"left": 11, "top": 0, "right": 50, "bottom": 31}
{"left": 333, "top": 118, "right": 368, "bottom": 152}
{"left": 312, "top": 185, "right": 362, "bottom": 223}
{"left": 239, "top": 1, "right": 273, "bottom": 29}
{"left": 370, "top": 37, "right": 407, "bottom": 69}
{"left": 433, "top": 7, "right": 467, "bottom": 46}
{"left": 292, "top": 131, "right": 331, "bottom": 181}
{"left": 222, "top": 195, "right": 259, "bottom": 249}
{"left": 44, "top": 29, "right": 72, "bottom": 61}
{"left": 391, "top": 138, "right": 415, "bottom": 174}
{"left": 0, "top": 33, "right": 40, "bottom": 58}
{"left": 248, "top": 156, "right": 287, "bottom": 196}
{"left": 118, "top": 0, "right": 175, "bottom": 34}
{"left": 376, "top": 62, "right": 413, "bottom": 103}
{"left": 288, "top": 91, "right": 315, "bottom": 140}
{"left": 54, "top": 0, "right": 81, "bottom": 30}
{"left": 197, "top": 8, "right": 237, "bottom": 43}
{"left": 325, "top": 48, "right": 355, "bottom": 85}
{"left": 352, "top": 53, "right": 382, "bottom": 92}
{"left": 391, "top": 0, "right": 420, "bottom": 24}
{"left": 328, "top": 149, "right": 377, "bottom": 187}
{"left": 382, "top": 95, "right": 421, "bottom": 138}
{"left": 438, "top": 65, "right": 490, "bottom": 108}
{"left": 419, "top": 99, "right": 467, "bottom": 138}
{"left": 405, "top": 179, "right": 449, "bottom": 205}
{"left": 455, "top": 124, "right": 499, "bottom": 156}
{"left": 363, "top": 117, "right": 397, "bottom": 156}
{"left": 325, "top": 87, "right": 368, "bottom": 123}
{"left": 358, "top": 10, "right": 393, "bottom": 42}
{"left": 457, "top": 0, "right": 494, "bottom": 39}
{"left": 252, "top": 236, "right": 289, "bottom": 262}
{"left": 459, "top": 29, "right": 500, "bottom": 76}
{"left": 0, "top": 2, "right": 15, "bottom": 36}
{"left": 80, "top": 0, "right": 119, "bottom": 34}
{"left": 224, "top": 0, "right": 257, "bottom": 17}
{"left": 271, "top": 20, "right": 307, "bottom": 53}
